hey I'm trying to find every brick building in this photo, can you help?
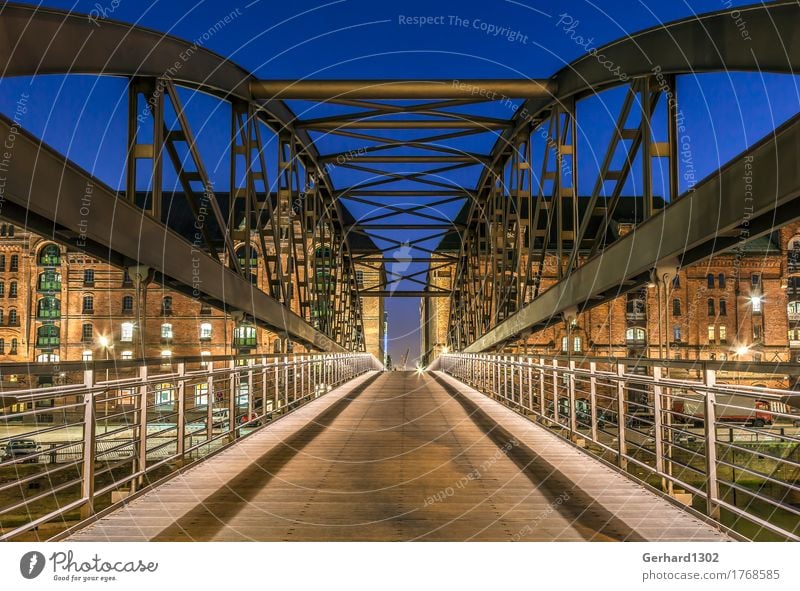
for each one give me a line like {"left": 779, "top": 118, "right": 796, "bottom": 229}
{"left": 0, "top": 222, "right": 385, "bottom": 370}
{"left": 421, "top": 207, "right": 800, "bottom": 384}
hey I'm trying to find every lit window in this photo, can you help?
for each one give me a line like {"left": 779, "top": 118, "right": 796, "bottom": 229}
{"left": 82, "top": 350, "right": 92, "bottom": 361}
{"left": 199, "top": 322, "right": 212, "bottom": 340}
{"left": 155, "top": 383, "right": 174, "bottom": 405}
{"left": 673, "top": 325, "right": 682, "bottom": 342}
{"left": 121, "top": 350, "right": 132, "bottom": 360}
{"left": 625, "top": 327, "right": 646, "bottom": 342}
{"left": 121, "top": 322, "right": 134, "bottom": 342}
{"left": 751, "top": 296, "right": 762, "bottom": 313}
{"left": 561, "top": 336, "right": 568, "bottom": 351}
{"left": 719, "top": 325, "right": 727, "bottom": 342}
{"left": 161, "top": 323, "right": 173, "bottom": 339}
{"left": 200, "top": 350, "right": 211, "bottom": 367}
{"left": 161, "top": 350, "right": 172, "bottom": 358}
{"left": 573, "top": 337, "right": 582, "bottom": 352}
{"left": 707, "top": 325, "right": 715, "bottom": 342}
{"left": 194, "top": 383, "right": 209, "bottom": 407}
{"left": 237, "top": 383, "right": 249, "bottom": 406}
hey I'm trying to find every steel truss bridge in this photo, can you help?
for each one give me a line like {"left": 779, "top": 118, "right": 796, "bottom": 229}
{"left": 0, "top": 2, "right": 799, "bottom": 542}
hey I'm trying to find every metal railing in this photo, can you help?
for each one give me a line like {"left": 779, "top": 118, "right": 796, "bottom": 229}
{"left": 0, "top": 352, "right": 378, "bottom": 540}
{"left": 439, "top": 353, "right": 800, "bottom": 541}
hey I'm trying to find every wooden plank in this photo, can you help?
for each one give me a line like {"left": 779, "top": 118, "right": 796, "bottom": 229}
{"left": 69, "top": 372, "right": 731, "bottom": 542}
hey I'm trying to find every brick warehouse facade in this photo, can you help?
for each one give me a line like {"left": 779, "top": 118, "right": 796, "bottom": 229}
{"left": 422, "top": 220, "right": 800, "bottom": 387}
{"left": 0, "top": 223, "right": 385, "bottom": 371}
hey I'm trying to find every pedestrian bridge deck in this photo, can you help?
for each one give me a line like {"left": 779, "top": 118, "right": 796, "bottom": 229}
{"left": 68, "top": 371, "right": 731, "bottom": 541}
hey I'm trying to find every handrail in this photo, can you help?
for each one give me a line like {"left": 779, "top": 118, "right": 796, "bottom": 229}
{"left": 0, "top": 353, "right": 380, "bottom": 541}
{"left": 438, "top": 353, "right": 800, "bottom": 541}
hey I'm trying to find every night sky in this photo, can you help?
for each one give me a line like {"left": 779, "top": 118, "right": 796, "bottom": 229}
{"left": 1, "top": 0, "right": 798, "bottom": 364}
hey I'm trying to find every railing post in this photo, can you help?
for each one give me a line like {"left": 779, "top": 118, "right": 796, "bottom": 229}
{"left": 135, "top": 364, "right": 148, "bottom": 490}
{"left": 507, "top": 357, "right": 512, "bottom": 401}
{"left": 551, "top": 359, "right": 558, "bottom": 422}
{"left": 206, "top": 362, "right": 214, "bottom": 441}
{"left": 652, "top": 365, "right": 665, "bottom": 491}
{"left": 539, "top": 357, "right": 546, "bottom": 418}
{"left": 274, "top": 357, "right": 280, "bottom": 409}
{"left": 261, "top": 356, "right": 268, "bottom": 416}
{"left": 301, "top": 355, "right": 306, "bottom": 397}
{"left": 312, "top": 355, "right": 318, "bottom": 397}
{"left": 228, "top": 359, "right": 236, "bottom": 440}
{"left": 526, "top": 358, "right": 533, "bottom": 411}
{"left": 176, "top": 362, "right": 186, "bottom": 459}
{"left": 616, "top": 363, "right": 628, "bottom": 470}
{"left": 292, "top": 355, "right": 298, "bottom": 401}
{"left": 589, "top": 361, "right": 598, "bottom": 443}
{"left": 704, "top": 367, "right": 720, "bottom": 520}
{"left": 81, "top": 368, "right": 96, "bottom": 520}
{"left": 568, "top": 359, "right": 577, "bottom": 437}
{"left": 247, "top": 359, "right": 254, "bottom": 421}
{"left": 283, "top": 355, "right": 289, "bottom": 407}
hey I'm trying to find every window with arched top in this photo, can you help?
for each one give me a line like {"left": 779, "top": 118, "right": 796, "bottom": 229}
{"left": 789, "top": 236, "right": 800, "bottom": 273}
{"left": 122, "top": 295, "right": 134, "bottom": 314}
{"left": 82, "top": 294, "right": 94, "bottom": 313}
{"left": 161, "top": 296, "right": 173, "bottom": 315}
{"left": 626, "top": 327, "right": 646, "bottom": 343}
{"left": 38, "top": 244, "right": 61, "bottom": 266}
{"left": 36, "top": 324, "right": 60, "bottom": 347}
{"left": 8, "top": 309, "right": 18, "bottom": 326}
{"left": 38, "top": 270, "right": 61, "bottom": 291}
{"left": 37, "top": 296, "right": 61, "bottom": 319}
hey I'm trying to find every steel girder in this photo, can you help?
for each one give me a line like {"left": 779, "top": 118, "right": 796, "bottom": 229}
{"left": 0, "top": 113, "right": 346, "bottom": 352}
{"left": 0, "top": 2, "right": 365, "bottom": 352}
{"left": 2, "top": 2, "right": 799, "bottom": 352}
{"left": 450, "top": 1, "right": 800, "bottom": 351}
{"left": 465, "top": 112, "right": 800, "bottom": 352}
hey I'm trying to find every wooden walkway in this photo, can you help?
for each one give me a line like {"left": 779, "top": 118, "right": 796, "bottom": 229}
{"left": 69, "top": 371, "right": 732, "bottom": 541}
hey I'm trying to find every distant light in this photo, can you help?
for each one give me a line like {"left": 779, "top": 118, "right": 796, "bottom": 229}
{"left": 441, "top": 345, "right": 449, "bottom": 355}
{"left": 750, "top": 296, "right": 762, "bottom": 304}
{"left": 97, "top": 335, "right": 109, "bottom": 348}
{"left": 736, "top": 345, "right": 749, "bottom": 356}
{"left": 415, "top": 364, "right": 424, "bottom": 375}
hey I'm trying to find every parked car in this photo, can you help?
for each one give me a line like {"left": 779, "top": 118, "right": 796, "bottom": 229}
{"left": 2, "top": 439, "right": 41, "bottom": 463}
{"left": 204, "top": 408, "right": 230, "bottom": 430}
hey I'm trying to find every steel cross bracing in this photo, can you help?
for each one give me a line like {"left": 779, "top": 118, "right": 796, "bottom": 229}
{"left": 1, "top": 2, "right": 800, "bottom": 353}
{"left": 0, "top": 3, "right": 371, "bottom": 353}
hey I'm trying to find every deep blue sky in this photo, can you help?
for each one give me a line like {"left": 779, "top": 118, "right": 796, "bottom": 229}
{"left": 1, "top": 0, "right": 798, "bottom": 364}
